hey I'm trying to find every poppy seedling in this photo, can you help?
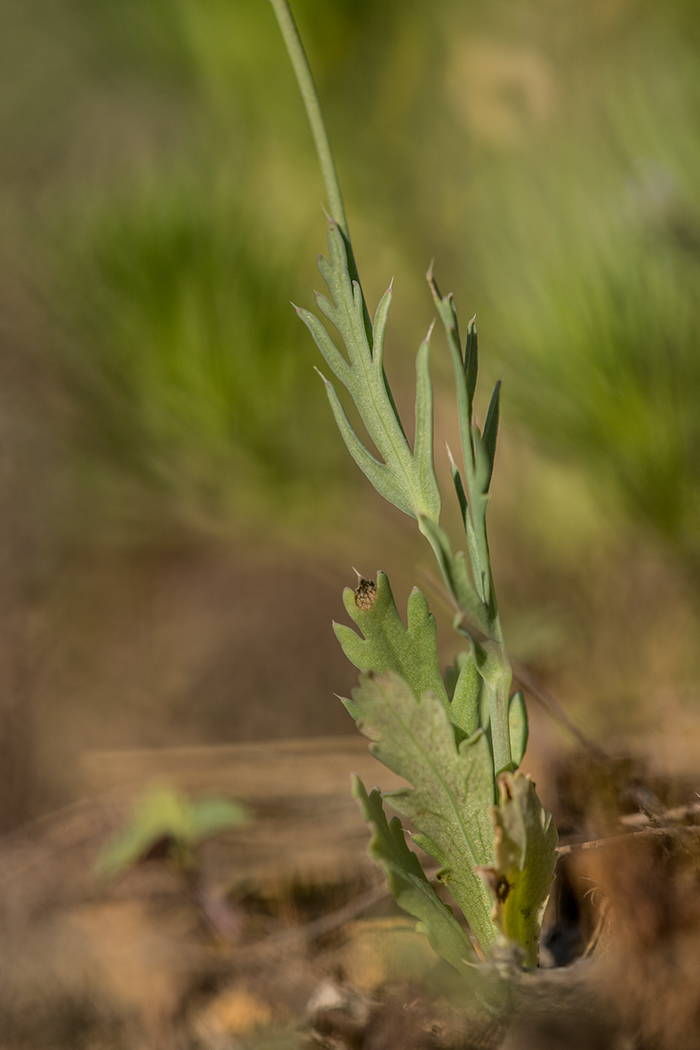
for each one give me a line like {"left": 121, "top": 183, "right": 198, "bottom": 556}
{"left": 270, "top": 0, "right": 557, "bottom": 970}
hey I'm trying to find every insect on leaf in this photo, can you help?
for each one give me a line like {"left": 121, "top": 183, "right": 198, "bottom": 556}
{"left": 334, "top": 571, "right": 449, "bottom": 708}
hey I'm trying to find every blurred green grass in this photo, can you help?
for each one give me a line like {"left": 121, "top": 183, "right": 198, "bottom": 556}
{"left": 21, "top": 0, "right": 693, "bottom": 569}
{"left": 461, "top": 24, "right": 700, "bottom": 578}
{"left": 0, "top": 0, "right": 699, "bottom": 752}
{"left": 60, "top": 168, "right": 353, "bottom": 531}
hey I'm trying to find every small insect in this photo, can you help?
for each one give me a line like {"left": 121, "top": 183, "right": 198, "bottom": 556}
{"left": 353, "top": 567, "right": 377, "bottom": 610}
{"left": 495, "top": 875, "right": 511, "bottom": 904}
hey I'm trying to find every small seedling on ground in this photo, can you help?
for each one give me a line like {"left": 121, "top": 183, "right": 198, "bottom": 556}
{"left": 96, "top": 785, "right": 250, "bottom": 879}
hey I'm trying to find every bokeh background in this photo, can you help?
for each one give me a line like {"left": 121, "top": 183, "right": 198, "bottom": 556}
{"left": 1, "top": 0, "right": 700, "bottom": 832}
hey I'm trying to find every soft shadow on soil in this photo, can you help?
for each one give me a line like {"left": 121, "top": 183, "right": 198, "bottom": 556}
{"left": 2, "top": 738, "right": 700, "bottom": 1050}
{"left": 9, "top": 542, "right": 366, "bottom": 824}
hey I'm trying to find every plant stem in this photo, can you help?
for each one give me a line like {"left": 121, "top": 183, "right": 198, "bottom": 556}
{"left": 269, "top": 0, "right": 349, "bottom": 240}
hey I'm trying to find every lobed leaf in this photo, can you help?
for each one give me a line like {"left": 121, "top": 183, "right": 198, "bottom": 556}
{"left": 352, "top": 776, "right": 476, "bottom": 975}
{"left": 481, "top": 380, "right": 501, "bottom": 493}
{"left": 334, "top": 571, "right": 448, "bottom": 707}
{"left": 350, "top": 671, "right": 499, "bottom": 952}
{"left": 304, "top": 219, "right": 440, "bottom": 523}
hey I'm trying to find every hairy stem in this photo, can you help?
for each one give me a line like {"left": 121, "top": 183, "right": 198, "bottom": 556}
{"left": 269, "top": 0, "right": 348, "bottom": 239}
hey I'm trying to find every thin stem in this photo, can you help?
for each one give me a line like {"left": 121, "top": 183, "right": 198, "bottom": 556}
{"left": 269, "top": 0, "right": 349, "bottom": 240}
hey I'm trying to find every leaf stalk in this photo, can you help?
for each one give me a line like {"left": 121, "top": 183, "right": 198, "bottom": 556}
{"left": 268, "top": 0, "right": 348, "bottom": 239}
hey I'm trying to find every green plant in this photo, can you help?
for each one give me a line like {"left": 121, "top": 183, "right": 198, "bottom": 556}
{"left": 96, "top": 785, "right": 250, "bottom": 878}
{"left": 270, "top": 1, "right": 557, "bottom": 970}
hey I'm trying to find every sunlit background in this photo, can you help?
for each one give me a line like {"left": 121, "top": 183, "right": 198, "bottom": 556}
{"left": 1, "top": 0, "right": 700, "bottom": 832}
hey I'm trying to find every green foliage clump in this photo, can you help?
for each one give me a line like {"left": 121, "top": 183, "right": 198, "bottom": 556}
{"left": 64, "top": 173, "right": 350, "bottom": 526}
{"left": 271, "top": 0, "right": 557, "bottom": 970}
{"left": 96, "top": 785, "right": 249, "bottom": 878}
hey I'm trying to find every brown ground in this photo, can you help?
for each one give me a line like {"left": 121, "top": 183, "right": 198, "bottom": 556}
{"left": 2, "top": 713, "right": 700, "bottom": 1050}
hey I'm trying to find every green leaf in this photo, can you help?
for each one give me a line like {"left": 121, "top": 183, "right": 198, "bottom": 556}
{"left": 299, "top": 220, "right": 440, "bottom": 524}
{"left": 371, "top": 285, "right": 393, "bottom": 374}
{"left": 352, "top": 776, "right": 476, "bottom": 975}
{"left": 446, "top": 444, "right": 469, "bottom": 532}
{"left": 508, "top": 692, "right": 528, "bottom": 770}
{"left": 464, "top": 317, "right": 479, "bottom": 411}
{"left": 317, "top": 371, "right": 414, "bottom": 515}
{"left": 95, "top": 787, "right": 250, "bottom": 879}
{"left": 334, "top": 571, "right": 449, "bottom": 707}
{"left": 448, "top": 650, "right": 482, "bottom": 739}
{"left": 428, "top": 272, "right": 474, "bottom": 475}
{"left": 481, "top": 380, "right": 501, "bottom": 492}
{"left": 188, "top": 798, "right": 251, "bottom": 842}
{"left": 296, "top": 305, "right": 351, "bottom": 385}
{"left": 479, "top": 773, "right": 558, "bottom": 968}
{"left": 413, "top": 325, "right": 438, "bottom": 498}
{"left": 350, "top": 671, "right": 499, "bottom": 953}
{"left": 471, "top": 639, "right": 513, "bottom": 776}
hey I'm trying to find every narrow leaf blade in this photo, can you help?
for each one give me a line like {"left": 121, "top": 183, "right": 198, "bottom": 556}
{"left": 371, "top": 284, "right": 393, "bottom": 372}
{"left": 320, "top": 376, "right": 414, "bottom": 516}
{"left": 297, "top": 307, "right": 351, "bottom": 385}
{"left": 464, "top": 317, "right": 478, "bottom": 411}
{"left": 481, "top": 380, "right": 501, "bottom": 492}
{"left": 413, "top": 327, "right": 441, "bottom": 522}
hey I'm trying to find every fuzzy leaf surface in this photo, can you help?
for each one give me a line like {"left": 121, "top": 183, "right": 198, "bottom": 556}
{"left": 352, "top": 776, "right": 476, "bottom": 975}
{"left": 350, "top": 671, "right": 499, "bottom": 952}
{"left": 299, "top": 220, "right": 440, "bottom": 523}
{"left": 334, "top": 571, "right": 448, "bottom": 708}
{"left": 445, "top": 650, "right": 481, "bottom": 739}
